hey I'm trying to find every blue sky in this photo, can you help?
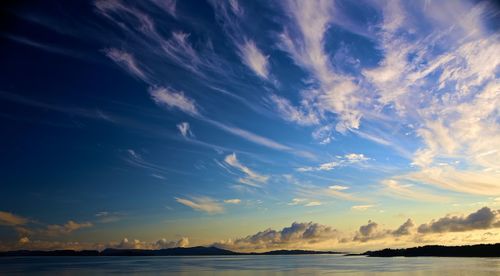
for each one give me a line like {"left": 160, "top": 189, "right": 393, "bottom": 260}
{"left": 0, "top": 0, "right": 499, "bottom": 252}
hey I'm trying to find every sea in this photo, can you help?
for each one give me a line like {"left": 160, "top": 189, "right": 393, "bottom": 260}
{"left": 0, "top": 255, "right": 499, "bottom": 275}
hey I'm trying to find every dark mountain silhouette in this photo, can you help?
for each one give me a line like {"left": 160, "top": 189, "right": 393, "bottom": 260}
{"left": 0, "top": 250, "right": 99, "bottom": 257}
{"left": 2, "top": 243, "right": 498, "bottom": 257}
{"left": 0, "top": 246, "right": 340, "bottom": 257}
{"left": 363, "top": 243, "right": 500, "bottom": 257}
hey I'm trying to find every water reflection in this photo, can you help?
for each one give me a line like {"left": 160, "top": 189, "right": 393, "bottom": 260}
{"left": 1, "top": 255, "right": 499, "bottom": 275}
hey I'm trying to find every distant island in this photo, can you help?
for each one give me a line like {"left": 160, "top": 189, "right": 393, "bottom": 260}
{"left": 362, "top": 243, "right": 500, "bottom": 257}
{"left": 1, "top": 243, "right": 498, "bottom": 257}
{"left": 0, "top": 246, "right": 341, "bottom": 257}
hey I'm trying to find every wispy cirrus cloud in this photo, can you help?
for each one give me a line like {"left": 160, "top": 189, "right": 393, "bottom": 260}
{"left": 43, "top": 221, "right": 93, "bottom": 236}
{"left": 124, "top": 149, "right": 189, "bottom": 176}
{"left": 351, "top": 205, "right": 375, "bottom": 211}
{"left": 148, "top": 86, "right": 313, "bottom": 157}
{"left": 297, "top": 153, "right": 369, "bottom": 172}
{"left": 176, "top": 122, "right": 194, "bottom": 139}
{"left": 104, "top": 48, "right": 148, "bottom": 81}
{"left": 175, "top": 196, "right": 224, "bottom": 214}
{"left": 381, "top": 179, "right": 449, "bottom": 202}
{"left": 288, "top": 198, "right": 322, "bottom": 207}
{"left": 238, "top": 40, "right": 269, "bottom": 79}
{"left": 209, "top": 0, "right": 271, "bottom": 80}
{"left": 0, "top": 211, "right": 29, "bottom": 226}
{"left": 277, "top": 0, "right": 365, "bottom": 133}
{"left": 295, "top": 184, "right": 366, "bottom": 203}
{"left": 149, "top": 87, "right": 199, "bottom": 116}
{"left": 224, "top": 153, "right": 268, "bottom": 187}
{"left": 364, "top": 0, "right": 500, "bottom": 197}
{"left": 269, "top": 94, "right": 320, "bottom": 126}
{"left": 224, "top": 198, "right": 241, "bottom": 204}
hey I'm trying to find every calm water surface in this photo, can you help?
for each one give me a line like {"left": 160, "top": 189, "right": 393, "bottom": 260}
{"left": 0, "top": 255, "right": 499, "bottom": 275}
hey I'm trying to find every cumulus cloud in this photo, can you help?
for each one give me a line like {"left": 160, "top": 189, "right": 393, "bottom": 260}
{"left": 224, "top": 153, "right": 268, "bottom": 187}
{"left": 19, "top": 237, "right": 30, "bottom": 244}
{"left": 149, "top": 87, "right": 199, "bottom": 116}
{"left": 353, "top": 220, "right": 389, "bottom": 242}
{"left": 4, "top": 207, "right": 499, "bottom": 251}
{"left": 417, "top": 207, "right": 500, "bottom": 234}
{"left": 113, "top": 236, "right": 189, "bottom": 250}
{"left": 392, "top": 219, "right": 414, "bottom": 237}
{"left": 354, "top": 218, "right": 415, "bottom": 242}
{"left": 214, "top": 221, "right": 338, "bottom": 252}
{"left": 175, "top": 196, "right": 224, "bottom": 214}
{"left": 156, "top": 237, "right": 189, "bottom": 249}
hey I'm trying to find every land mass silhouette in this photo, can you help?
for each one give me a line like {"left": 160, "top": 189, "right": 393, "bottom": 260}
{"left": 0, "top": 246, "right": 341, "bottom": 257}
{"left": 362, "top": 243, "right": 500, "bottom": 257}
{"left": 1, "top": 243, "right": 498, "bottom": 257}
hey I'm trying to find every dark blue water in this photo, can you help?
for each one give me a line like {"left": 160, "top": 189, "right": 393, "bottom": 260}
{"left": 0, "top": 255, "right": 499, "bottom": 275}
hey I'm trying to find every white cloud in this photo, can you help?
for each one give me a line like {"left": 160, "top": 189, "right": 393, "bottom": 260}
{"left": 351, "top": 205, "right": 375, "bottom": 211}
{"left": 224, "top": 199, "right": 241, "bottom": 204}
{"left": 104, "top": 48, "right": 148, "bottom": 81}
{"left": 329, "top": 185, "right": 349, "bottom": 191}
{"left": 304, "top": 201, "right": 322, "bottom": 207}
{"left": 224, "top": 153, "right": 268, "bottom": 187}
{"left": 405, "top": 166, "right": 500, "bottom": 196}
{"left": 381, "top": 179, "right": 448, "bottom": 202}
{"left": 175, "top": 196, "right": 224, "bottom": 214}
{"left": 213, "top": 221, "right": 339, "bottom": 252}
{"left": 125, "top": 148, "right": 180, "bottom": 175}
{"left": 176, "top": 122, "right": 194, "bottom": 138}
{"left": 115, "top": 237, "right": 189, "bottom": 249}
{"left": 288, "top": 198, "right": 307, "bottom": 205}
{"left": 345, "top": 153, "right": 369, "bottom": 163}
{"left": 270, "top": 94, "right": 320, "bottom": 126}
{"left": 149, "top": 87, "right": 199, "bottom": 116}
{"left": 418, "top": 207, "right": 500, "bottom": 233}
{"left": 288, "top": 198, "right": 322, "bottom": 207}
{"left": 277, "top": 0, "right": 364, "bottom": 133}
{"left": 155, "top": 237, "right": 189, "bottom": 249}
{"left": 295, "top": 184, "right": 365, "bottom": 202}
{"left": 238, "top": 40, "right": 269, "bottom": 79}
{"left": 206, "top": 119, "right": 290, "bottom": 151}
{"left": 297, "top": 153, "right": 369, "bottom": 172}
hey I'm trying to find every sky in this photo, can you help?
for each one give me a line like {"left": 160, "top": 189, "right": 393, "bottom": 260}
{"left": 0, "top": 0, "right": 499, "bottom": 253}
